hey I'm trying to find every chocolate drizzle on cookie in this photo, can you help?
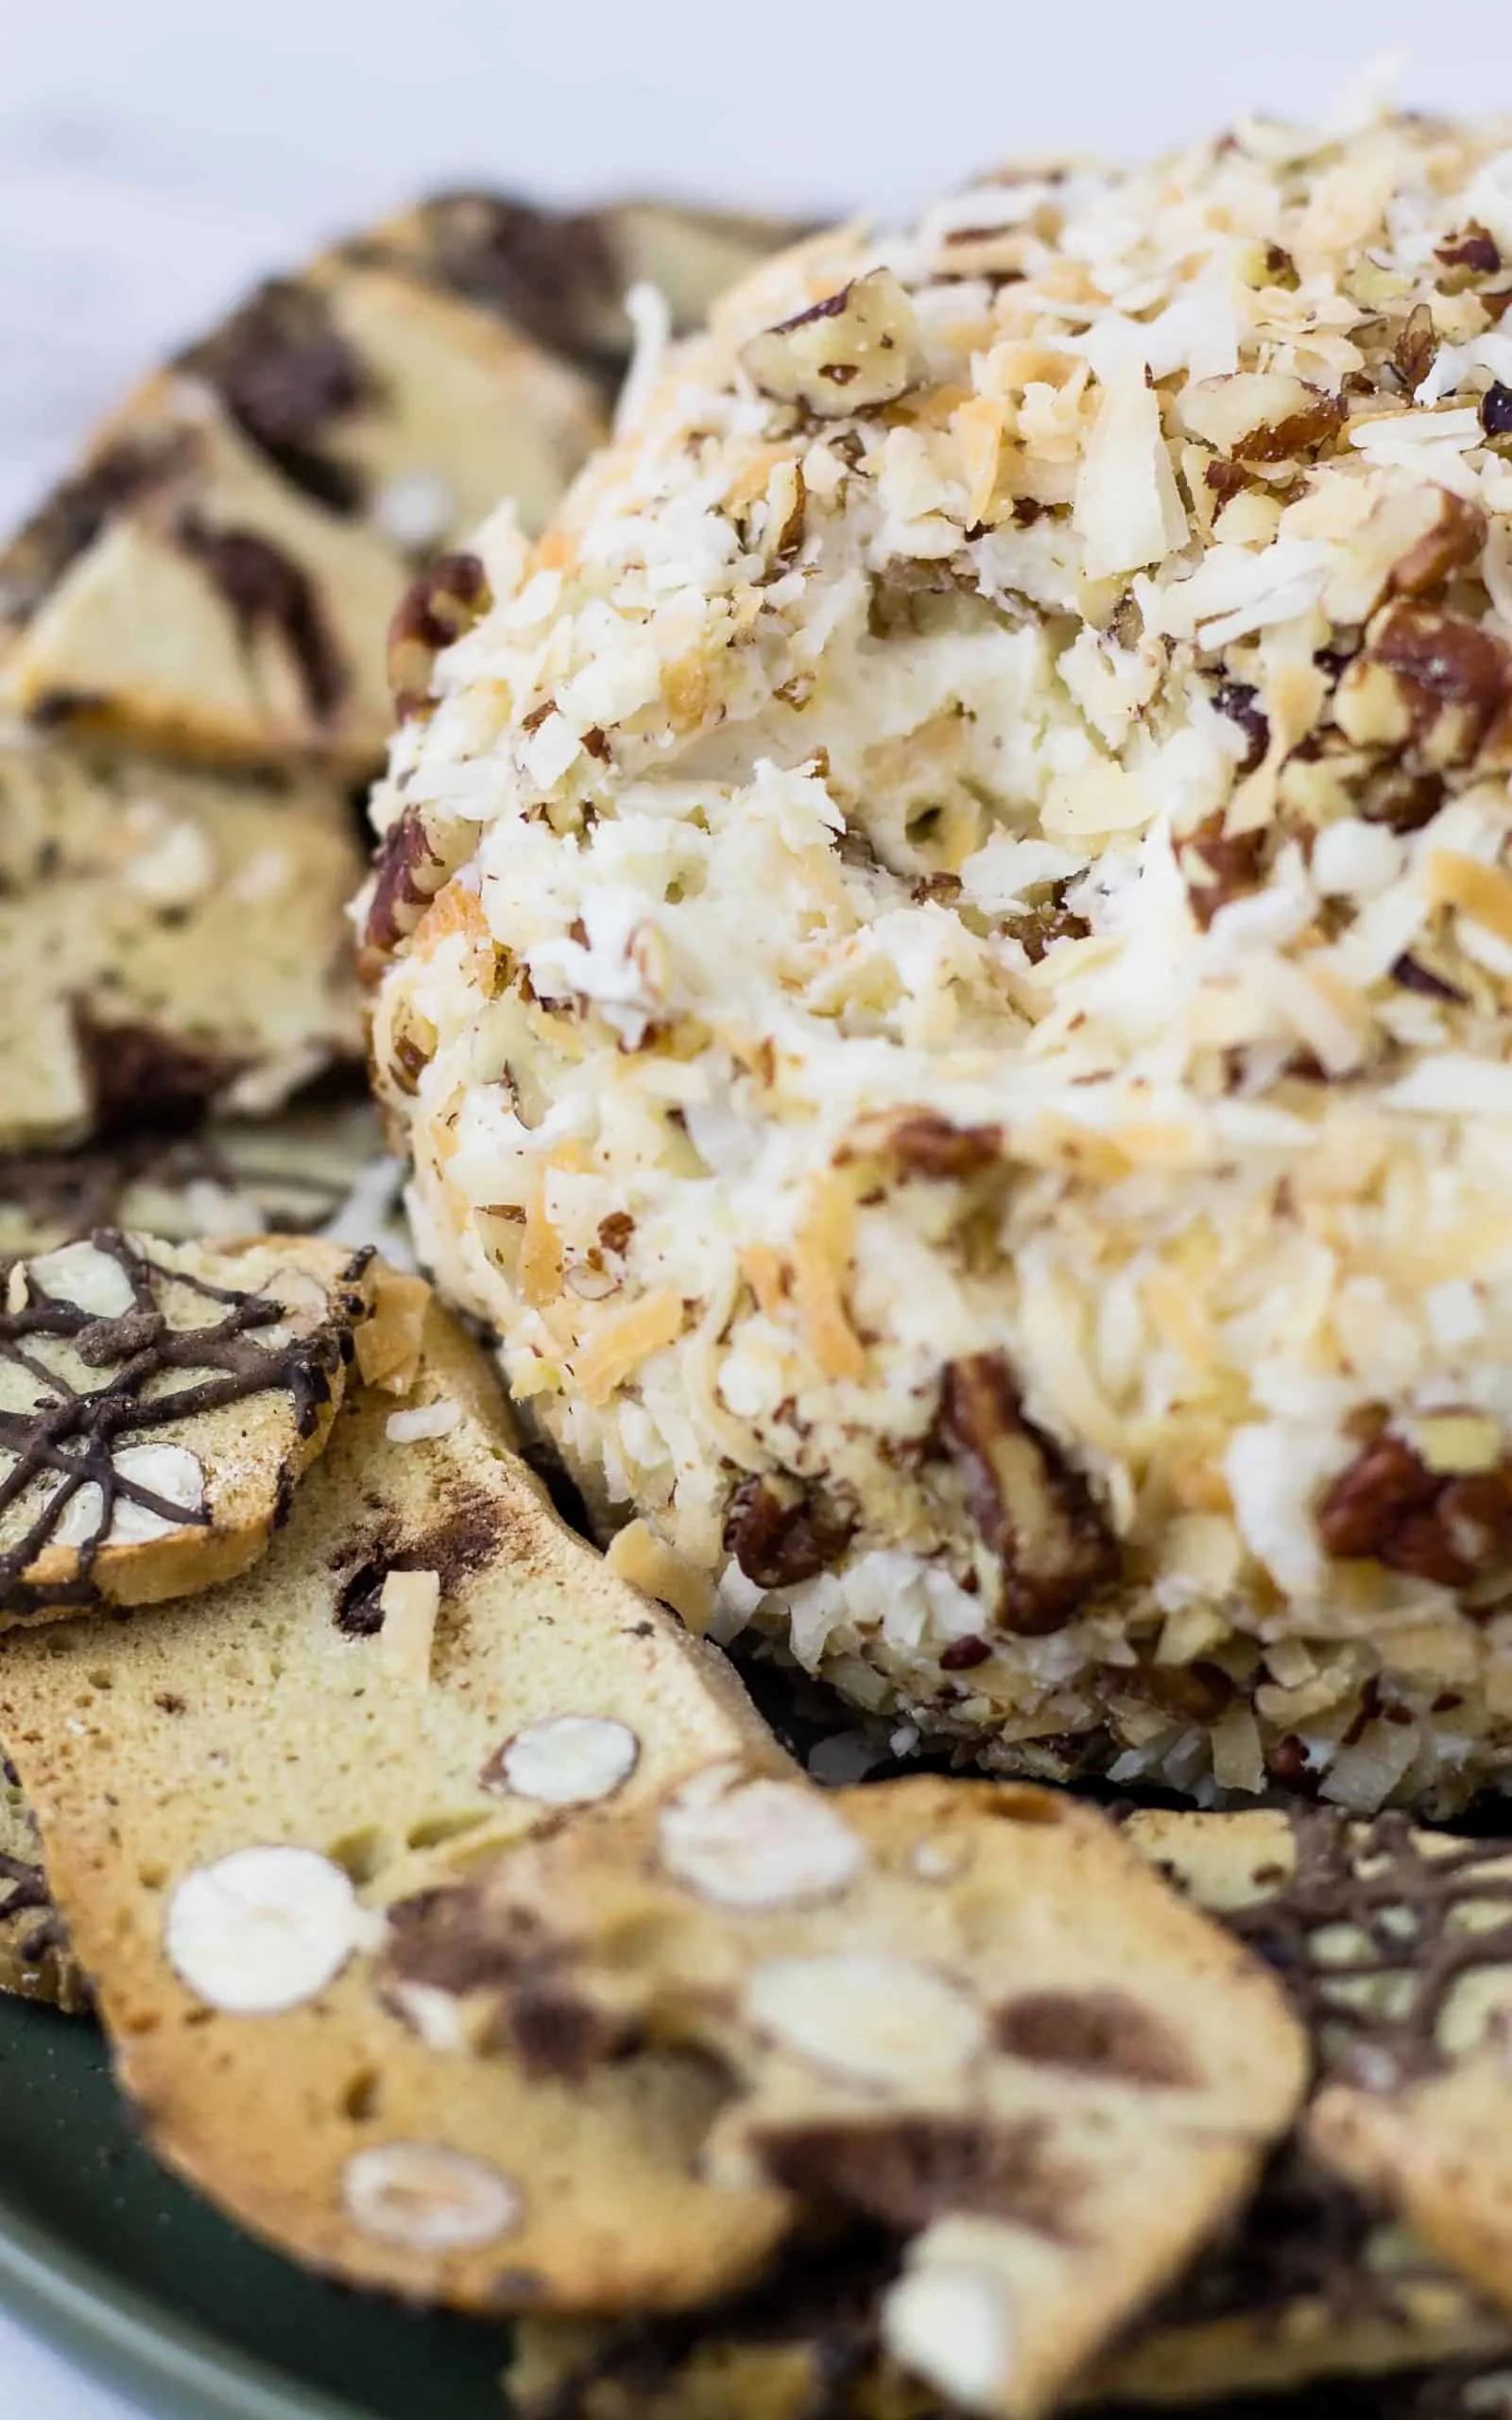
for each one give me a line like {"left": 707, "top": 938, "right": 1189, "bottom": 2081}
{"left": 1228, "top": 1808, "right": 1512, "bottom": 2091}
{"left": 0, "top": 1121, "right": 366, "bottom": 1249}
{"left": 176, "top": 517, "right": 348, "bottom": 723}
{"left": 0, "top": 1230, "right": 351, "bottom": 1615}
{"left": 177, "top": 278, "right": 371, "bottom": 515}
{"left": 1162, "top": 2144, "right": 1418, "bottom": 2334}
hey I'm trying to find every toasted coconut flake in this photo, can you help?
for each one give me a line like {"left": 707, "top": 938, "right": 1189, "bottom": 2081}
{"left": 605, "top": 1518, "right": 717, "bottom": 1634}
{"left": 575, "top": 1288, "right": 686, "bottom": 1407}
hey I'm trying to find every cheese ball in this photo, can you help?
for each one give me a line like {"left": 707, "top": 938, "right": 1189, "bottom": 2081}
{"left": 364, "top": 105, "right": 1512, "bottom": 1813}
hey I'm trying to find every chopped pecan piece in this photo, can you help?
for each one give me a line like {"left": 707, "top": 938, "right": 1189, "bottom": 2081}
{"left": 1003, "top": 893, "right": 1091, "bottom": 963}
{"left": 723, "top": 1474, "right": 854, "bottom": 1591}
{"left": 1180, "top": 372, "right": 1344, "bottom": 463}
{"left": 359, "top": 804, "right": 447, "bottom": 972}
{"left": 1334, "top": 602, "right": 1511, "bottom": 769}
{"left": 938, "top": 1354, "right": 1116, "bottom": 1634}
{"left": 883, "top": 1112, "right": 1003, "bottom": 1179}
{"left": 741, "top": 270, "right": 923, "bottom": 419}
{"left": 387, "top": 549, "right": 491, "bottom": 718}
{"left": 1389, "top": 302, "right": 1438, "bottom": 394}
{"left": 1181, "top": 812, "right": 1266, "bottom": 929}
{"left": 1317, "top": 1430, "right": 1512, "bottom": 1590}
{"left": 1213, "top": 679, "right": 1269, "bottom": 772}
{"left": 1436, "top": 223, "right": 1502, "bottom": 285}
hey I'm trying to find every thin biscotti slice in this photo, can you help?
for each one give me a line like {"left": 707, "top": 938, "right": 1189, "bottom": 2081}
{"left": 0, "top": 1095, "right": 403, "bottom": 1260}
{"left": 385, "top": 1770, "right": 1306, "bottom": 2417}
{"left": 0, "top": 1228, "right": 373, "bottom": 1626}
{"left": 1093, "top": 2146, "right": 1509, "bottom": 2407}
{"left": 0, "top": 735, "right": 362, "bottom": 1150}
{"left": 357, "top": 192, "right": 819, "bottom": 374}
{"left": 0, "top": 213, "right": 608, "bottom": 770}
{"left": 507, "top": 2157, "right": 1511, "bottom": 2420}
{"left": 1125, "top": 1806, "right": 1512, "bottom": 2343}
{"left": 0, "top": 1764, "right": 89, "bottom": 2014}
{"left": 0, "top": 1290, "right": 793, "bottom": 2311}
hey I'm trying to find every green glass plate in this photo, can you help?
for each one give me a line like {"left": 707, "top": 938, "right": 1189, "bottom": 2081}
{"left": 0, "top": 1995, "right": 510, "bottom": 2419}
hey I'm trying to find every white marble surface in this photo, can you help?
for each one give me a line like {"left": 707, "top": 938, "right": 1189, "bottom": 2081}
{"left": 0, "top": 2, "right": 1507, "bottom": 2410}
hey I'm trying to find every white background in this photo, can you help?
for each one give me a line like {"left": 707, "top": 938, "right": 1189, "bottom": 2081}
{"left": 0, "top": 0, "right": 1508, "bottom": 2409}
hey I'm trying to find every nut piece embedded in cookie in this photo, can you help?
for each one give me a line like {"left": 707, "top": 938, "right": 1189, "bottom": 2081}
{"left": 390, "top": 1776, "right": 1306, "bottom": 2415}
{"left": 343, "top": 2142, "right": 522, "bottom": 2250}
{"left": 657, "top": 1766, "right": 866, "bottom": 1909}
{"left": 167, "top": 1845, "right": 370, "bottom": 2014}
{"left": 0, "top": 1228, "right": 373, "bottom": 1625}
{"left": 485, "top": 1713, "right": 640, "bottom": 1806}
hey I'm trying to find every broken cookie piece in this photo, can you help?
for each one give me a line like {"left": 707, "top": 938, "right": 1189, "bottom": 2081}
{"left": 0, "top": 736, "right": 363, "bottom": 1151}
{"left": 0, "top": 1285, "right": 792, "bottom": 2312}
{"left": 0, "top": 1095, "right": 399, "bottom": 1260}
{"left": 355, "top": 192, "right": 819, "bottom": 375}
{"left": 0, "top": 1228, "right": 373, "bottom": 1625}
{"left": 1125, "top": 1806, "right": 1512, "bottom": 2350}
{"left": 0, "top": 1763, "right": 88, "bottom": 2014}
{"left": 0, "top": 241, "right": 604, "bottom": 769}
{"left": 384, "top": 1772, "right": 1306, "bottom": 2416}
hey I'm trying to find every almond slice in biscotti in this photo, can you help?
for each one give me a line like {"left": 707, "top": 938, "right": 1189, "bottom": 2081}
{"left": 0, "top": 1285, "right": 791, "bottom": 2313}
{"left": 380, "top": 1770, "right": 1307, "bottom": 2417}
{"left": 1126, "top": 1804, "right": 1512, "bottom": 2341}
{"left": 0, "top": 1228, "right": 375, "bottom": 1628}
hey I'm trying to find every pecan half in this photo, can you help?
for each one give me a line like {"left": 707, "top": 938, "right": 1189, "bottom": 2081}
{"left": 722, "top": 1474, "right": 854, "bottom": 1591}
{"left": 1317, "top": 1430, "right": 1512, "bottom": 1590}
{"left": 387, "top": 549, "right": 491, "bottom": 719}
{"left": 938, "top": 1354, "right": 1116, "bottom": 1634}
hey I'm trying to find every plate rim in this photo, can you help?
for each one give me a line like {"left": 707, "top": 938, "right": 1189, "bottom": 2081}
{"left": 0, "top": 2186, "right": 376, "bottom": 2420}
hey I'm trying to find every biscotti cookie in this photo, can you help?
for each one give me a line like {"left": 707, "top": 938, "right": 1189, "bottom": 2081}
{"left": 0, "top": 245, "right": 604, "bottom": 770}
{"left": 364, "top": 104, "right": 1512, "bottom": 1815}
{"left": 507, "top": 2242, "right": 941, "bottom": 2420}
{"left": 385, "top": 1771, "right": 1306, "bottom": 2416}
{"left": 0, "top": 1096, "right": 402, "bottom": 1260}
{"left": 357, "top": 192, "right": 819, "bottom": 375}
{"left": 1126, "top": 1806, "right": 1512, "bottom": 2341}
{"left": 508, "top": 2162, "right": 1510, "bottom": 2420}
{"left": 0, "top": 1287, "right": 795, "bottom": 2312}
{"left": 1095, "top": 2148, "right": 1509, "bottom": 2406}
{"left": 0, "top": 735, "right": 363, "bottom": 1151}
{"left": 0, "top": 1764, "right": 88, "bottom": 2014}
{"left": 0, "top": 1229, "right": 372, "bottom": 1626}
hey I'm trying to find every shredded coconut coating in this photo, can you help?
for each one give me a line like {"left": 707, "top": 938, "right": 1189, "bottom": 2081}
{"left": 365, "top": 105, "right": 1512, "bottom": 1814}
